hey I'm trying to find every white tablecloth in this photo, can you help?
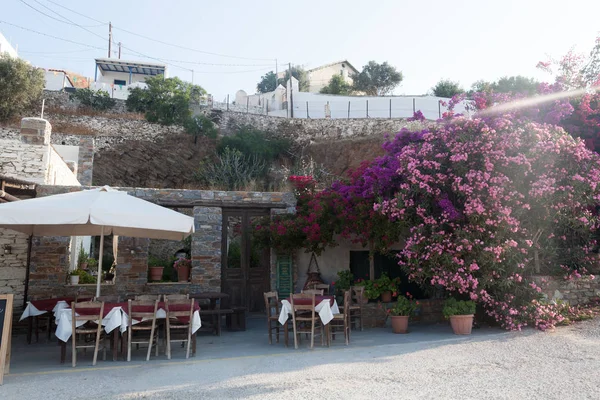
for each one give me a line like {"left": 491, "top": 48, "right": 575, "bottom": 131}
{"left": 279, "top": 299, "right": 339, "bottom": 326}
{"left": 55, "top": 307, "right": 202, "bottom": 342}
{"left": 20, "top": 302, "right": 46, "bottom": 321}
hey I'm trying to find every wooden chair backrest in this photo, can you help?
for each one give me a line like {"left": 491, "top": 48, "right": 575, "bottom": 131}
{"left": 312, "top": 284, "right": 330, "bottom": 294}
{"left": 165, "top": 298, "right": 195, "bottom": 321}
{"left": 128, "top": 299, "right": 159, "bottom": 327}
{"left": 263, "top": 291, "right": 279, "bottom": 317}
{"left": 164, "top": 294, "right": 189, "bottom": 301}
{"left": 350, "top": 286, "right": 365, "bottom": 304}
{"left": 134, "top": 295, "right": 161, "bottom": 301}
{"left": 71, "top": 301, "right": 104, "bottom": 322}
{"left": 343, "top": 290, "right": 351, "bottom": 322}
{"left": 290, "top": 293, "right": 316, "bottom": 312}
{"left": 301, "top": 289, "right": 324, "bottom": 296}
{"left": 93, "top": 295, "right": 121, "bottom": 303}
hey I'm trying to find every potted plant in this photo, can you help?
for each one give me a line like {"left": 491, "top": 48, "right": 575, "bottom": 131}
{"left": 173, "top": 257, "right": 192, "bottom": 282}
{"left": 333, "top": 270, "right": 353, "bottom": 304}
{"left": 77, "top": 247, "right": 89, "bottom": 270}
{"left": 354, "top": 278, "right": 376, "bottom": 303}
{"left": 87, "top": 257, "right": 98, "bottom": 272}
{"left": 375, "top": 273, "right": 400, "bottom": 302}
{"left": 388, "top": 296, "right": 419, "bottom": 333}
{"left": 443, "top": 298, "right": 476, "bottom": 335}
{"left": 148, "top": 256, "right": 165, "bottom": 282}
{"left": 69, "top": 269, "right": 80, "bottom": 285}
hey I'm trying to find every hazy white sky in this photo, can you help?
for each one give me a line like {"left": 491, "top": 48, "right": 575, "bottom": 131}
{"left": 1, "top": 0, "right": 599, "bottom": 99}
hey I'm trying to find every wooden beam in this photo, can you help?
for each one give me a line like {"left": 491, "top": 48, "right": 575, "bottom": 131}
{"left": 0, "top": 191, "right": 20, "bottom": 202}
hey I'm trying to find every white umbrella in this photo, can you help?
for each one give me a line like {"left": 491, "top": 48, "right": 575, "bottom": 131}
{"left": 0, "top": 186, "right": 195, "bottom": 296}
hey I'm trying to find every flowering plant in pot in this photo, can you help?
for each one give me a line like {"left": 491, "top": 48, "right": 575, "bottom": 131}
{"left": 148, "top": 256, "right": 165, "bottom": 282}
{"left": 374, "top": 273, "right": 400, "bottom": 302}
{"left": 443, "top": 298, "right": 476, "bottom": 335}
{"left": 388, "top": 296, "right": 419, "bottom": 333}
{"left": 173, "top": 257, "right": 192, "bottom": 282}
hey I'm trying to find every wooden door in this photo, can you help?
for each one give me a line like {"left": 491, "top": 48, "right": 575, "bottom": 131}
{"left": 221, "top": 209, "right": 270, "bottom": 312}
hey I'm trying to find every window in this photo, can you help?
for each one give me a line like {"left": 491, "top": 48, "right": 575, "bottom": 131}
{"left": 114, "top": 79, "right": 126, "bottom": 86}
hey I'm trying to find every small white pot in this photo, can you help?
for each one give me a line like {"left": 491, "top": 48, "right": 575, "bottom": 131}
{"left": 70, "top": 275, "right": 80, "bottom": 285}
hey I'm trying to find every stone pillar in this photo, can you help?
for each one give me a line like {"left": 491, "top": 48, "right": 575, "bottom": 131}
{"left": 20, "top": 118, "right": 52, "bottom": 145}
{"left": 191, "top": 206, "right": 222, "bottom": 290}
{"left": 77, "top": 137, "right": 94, "bottom": 186}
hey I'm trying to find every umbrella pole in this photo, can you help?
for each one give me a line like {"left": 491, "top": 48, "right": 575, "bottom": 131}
{"left": 96, "top": 226, "right": 105, "bottom": 298}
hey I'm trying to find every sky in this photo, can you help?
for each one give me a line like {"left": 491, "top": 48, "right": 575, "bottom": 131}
{"left": 1, "top": 0, "right": 599, "bottom": 100}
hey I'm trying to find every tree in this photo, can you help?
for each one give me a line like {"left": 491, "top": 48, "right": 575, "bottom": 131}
{"left": 256, "top": 71, "right": 278, "bottom": 93}
{"left": 431, "top": 79, "right": 464, "bottom": 98}
{"left": 126, "top": 75, "right": 206, "bottom": 126}
{"left": 469, "top": 80, "right": 494, "bottom": 95}
{"left": 493, "top": 76, "right": 539, "bottom": 95}
{"left": 319, "top": 74, "right": 353, "bottom": 95}
{"left": 256, "top": 67, "right": 309, "bottom": 93}
{"left": 0, "top": 54, "right": 45, "bottom": 122}
{"left": 70, "top": 88, "right": 116, "bottom": 111}
{"left": 352, "top": 61, "right": 403, "bottom": 96}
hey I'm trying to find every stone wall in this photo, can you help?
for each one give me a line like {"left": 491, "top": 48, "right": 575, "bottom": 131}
{"left": 0, "top": 139, "right": 47, "bottom": 184}
{"left": 0, "top": 230, "right": 29, "bottom": 307}
{"left": 43, "top": 90, "right": 128, "bottom": 114}
{"left": 26, "top": 185, "right": 295, "bottom": 300}
{"left": 533, "top": 275, "right": 600, "bottom": 305}
{"left": 47, "top": 146, "right": 80, "bottom": 185}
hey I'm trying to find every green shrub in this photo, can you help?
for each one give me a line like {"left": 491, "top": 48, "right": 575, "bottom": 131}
{"left": 0, "top": 54, "right": 45, "bottom": 122}
{"left": 195, "top": 147, "right": 267, "bottom": 190}
{"left": 442, "top": 298, "right": 477, "bottom": 318}
{"left": 217, "top": 126, "right": 290, "bottom": 162}
{"left": 184, "top": 114, "right": 218, "bottom": 141}
{"left": 70, "top": 88, "right": 116, "bottom": 111}
{"left": 389, "top": 296, "right": 419, "bottom": 316}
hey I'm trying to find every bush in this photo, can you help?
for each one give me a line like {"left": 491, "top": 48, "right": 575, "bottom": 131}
{"left": 389, "top": 296, "right": 419, "bottom": 316}
{"left": 126, "top": 75, "right": 206, "bottom": 126}
{"left": 0, "top": 54, "right": 45, "bottom": 122}
{"left": 195, "top": 147, "right": 267, "bottom": 190}
{"left": 442, "top": 298, "right": 476, "bottom": 318}
{"left": 217, "top": 126, "right": 290, "bottom": 163}
{"left": 184, "top": 114, "right": 218, "bottom": 141}
{"left": 70, "top": 88, "right": 116, "bottom": 111}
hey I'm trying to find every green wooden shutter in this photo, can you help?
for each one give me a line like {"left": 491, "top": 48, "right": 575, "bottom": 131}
{"left": 276, "top": 255, "right": 293, "bottom": 298}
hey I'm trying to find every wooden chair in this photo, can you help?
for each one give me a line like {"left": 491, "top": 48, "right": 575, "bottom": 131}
{"left": 310, "top": 283, "right": 330, "bottom": 295}
{"left": 134, "top": 295, "right": 161, "bottom": 301}
{"left": 329, "top": 290, "right": 351, "bottom": 345}
{"left": 93, "top": 295, "right": 121, "bottom": 302}
{"left": 301, "top": 289, "right": 324, "bottom": 296}
{"left": 348, "top": 286, "right": 365, "bottom": 331}
{"left": 71, "top": 301, "right": 107, "bottom": 367}
{"left": 290, "top": 293, "right": 325, "bottom": 349}
{"left": 165, "top": 298, "right": 195, "bottom": 359}
{"left": 126, "top": 299, "right": 159, "bottom": 361}
{"left": 264, "top": 292, "right": 288, "bottom": 346}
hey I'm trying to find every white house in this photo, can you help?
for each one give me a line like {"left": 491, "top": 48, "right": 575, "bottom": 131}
{"left": 306, "top": 60, "right": 358, "bottom": 93}
{"left": 91, "top": 58, "right": 167, "bottom": 99}
{"left": 0, "top": 31, "right": 18, "bottom": 58}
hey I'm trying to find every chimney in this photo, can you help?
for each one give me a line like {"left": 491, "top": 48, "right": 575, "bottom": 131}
{"left": 20, "top": 117, "right": 51, "bottom": 145}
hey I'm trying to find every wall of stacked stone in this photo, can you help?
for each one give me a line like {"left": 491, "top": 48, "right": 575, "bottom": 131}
{"left": 26, "top": 185, "right": 295, "bottom": 300}
{"left": 43, "top": 90, "right": 128, "bottom": 114}
{"left": 532, "top": 275, "right": 600, "bottom": 305}
{"left": 0, "top": 230, "right": 29, "bottom": 307}
{"left": 0, "top": 139, "right": 47, "bottom": 184}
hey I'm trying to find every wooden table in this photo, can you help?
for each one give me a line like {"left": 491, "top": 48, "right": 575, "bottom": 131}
{"left": 190, "top": 293, "right": 232, "bottom": 336}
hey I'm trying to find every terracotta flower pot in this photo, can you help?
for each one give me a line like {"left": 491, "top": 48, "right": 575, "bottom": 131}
{"left": 149, "top": 266, "right": 164, "bottom": 282}
{"left": 449, "top": 314, "right": 474, "bottom": 335}
{"left": 391, "top": 315, "right": 409, "bottom": 334}
{"left": 175, "top": 265, "right": 191, "bottom": 282}
{"left": 381, "top": 291, "right": 392, "bottom": 303}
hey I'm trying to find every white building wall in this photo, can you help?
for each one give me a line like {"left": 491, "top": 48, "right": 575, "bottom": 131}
{"left": 307, "top": 62, "right": 355, "bottom": 93}
{"left": 97, "top": 69, "right": 155, "bottom": 86}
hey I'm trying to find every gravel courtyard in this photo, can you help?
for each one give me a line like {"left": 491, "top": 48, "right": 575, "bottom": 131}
{"left": 4, "top": 318, "right": 599, "bottom": 400}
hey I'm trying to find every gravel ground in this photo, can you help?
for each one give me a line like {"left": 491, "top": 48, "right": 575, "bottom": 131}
{"left": 4, "top": 318, "right": 600, "bottom": 400}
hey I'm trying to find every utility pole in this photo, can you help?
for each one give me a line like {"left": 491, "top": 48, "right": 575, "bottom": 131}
{"left": 108, "top": 22, "right": 112, "bottom": 58}
{"left": 191, "top": 69, "right": 194, "bottom": 84}
{"left": 288, "top": 62, "right": 293, "bottom": 118}
{"left": 118, "top": 42, "right": 121, "bottom": 59}
{"left": 275, "top": 59, "right": 278, "bottom": 87}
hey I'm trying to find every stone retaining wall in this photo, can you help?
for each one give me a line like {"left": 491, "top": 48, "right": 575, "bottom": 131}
{"left": 532, "top": 275, "right": 600, "bottom": 305}
{"left": 43, "top": 90, "right": 128, "bottom": 114}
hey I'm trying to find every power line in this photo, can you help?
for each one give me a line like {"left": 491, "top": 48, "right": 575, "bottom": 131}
{"left": 0, "top": 20, "right": 106, "bottom": 50}
{"left": 19, "top": 0, "right": 104, "bottom": 28}
{"left": 19, "top": 48, "right": 95, "bottom": 54}
{"left": 43, "top": 0, "right": 276, "bottom": 62}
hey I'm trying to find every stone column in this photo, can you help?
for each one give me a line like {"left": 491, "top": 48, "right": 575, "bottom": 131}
{"left": 191, "top": 206, "right": 222, "bottom": 291}
{"left": 20, "top": 118, "right": 51, "bottom": 145}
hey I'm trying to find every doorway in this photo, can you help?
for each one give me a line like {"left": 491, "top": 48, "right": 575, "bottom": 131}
{"left": 221, "top": 209, "right": 270, "bottom": 312}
